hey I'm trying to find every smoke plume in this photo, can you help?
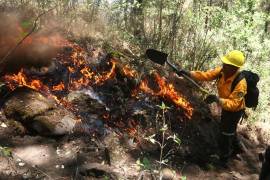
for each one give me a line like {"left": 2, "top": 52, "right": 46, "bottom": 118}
{"left": 0, "top": 12, "right": 65, "bottom": 73}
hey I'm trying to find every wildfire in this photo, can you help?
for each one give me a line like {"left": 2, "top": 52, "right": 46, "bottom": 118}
{"left": 1, "top": 13, "right": 195, "bottom": 139}
{"left": 94, "top": 60, "right": 117, "bottom": 84}
{"left": 80, "top": 67, "right": 94, "bottom": 79}
{"left": 52, "top": 82, "right": 65, "bottom": 91}
{"left": 139, "top": 73, "right": 193, "bottom": 118}
{"left": 2, "top": 32, "right": 193, "bottom": 120}
{"left": 3, "top": 39, "right": 118, "bottom": 110}
{"left": 122, "top": 64, "right": 137, "bottom": 78}
{"left": 4, "top": 69, "right": 49, "bottom": 93}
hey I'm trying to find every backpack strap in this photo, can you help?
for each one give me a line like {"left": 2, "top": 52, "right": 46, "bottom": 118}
{"left": 231, "top": 71, "right": 245, "bottom": 92}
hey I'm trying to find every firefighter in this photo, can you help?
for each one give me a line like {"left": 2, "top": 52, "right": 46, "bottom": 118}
{"left": 180, "top": 50, "right": 247, "bottom": 166}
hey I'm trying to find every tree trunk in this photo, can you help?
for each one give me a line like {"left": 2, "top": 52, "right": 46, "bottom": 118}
{"left": 90, "top": 0, "right": 102, "bottom": 23}
{"left": 264, "top": 5, "right": 270, "bottom": 34}
{"left": 265, "top": 20, "right": 269, "bottom": 34}
{"left": 130, "top": 0, "right": 144, "bottom": 41}
{"left": 158, "top": 0, "right": 163, "bottom": 48}
{"left": 204, "top": 0, "right": 212, "bottom": 30}
{"left": 124, "top": 0, "right": 128, "bottom": 30}
{"left": 169, "top": 0, "right": 183, "bottom": 60}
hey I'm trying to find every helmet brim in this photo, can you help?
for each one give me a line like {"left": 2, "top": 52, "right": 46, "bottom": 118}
{"left": 221, "top": 56, "right": 242, "bottom": 68}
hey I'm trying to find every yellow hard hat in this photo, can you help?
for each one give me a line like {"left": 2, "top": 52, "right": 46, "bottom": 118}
{"left": 221, "top": 50, "right": 245, "bottom": 67}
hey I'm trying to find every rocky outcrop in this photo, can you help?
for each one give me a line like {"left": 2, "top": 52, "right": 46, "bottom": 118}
{"left": 3, "top": 87, "right": 76, "bottom": 135}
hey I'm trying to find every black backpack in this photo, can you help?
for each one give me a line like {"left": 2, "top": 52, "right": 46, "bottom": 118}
{"left": 231, "top": 70, "right": 260, "bottom": 109}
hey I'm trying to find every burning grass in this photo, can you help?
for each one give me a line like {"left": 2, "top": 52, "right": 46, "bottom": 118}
{"left": 1, "top": 18, "right": 194, "bottom": 122}
{"left": 136, "top": 73, "right": 193, "bottom": 118}
{"left": 2, "top": 39, "right": 193, "bottom": 120}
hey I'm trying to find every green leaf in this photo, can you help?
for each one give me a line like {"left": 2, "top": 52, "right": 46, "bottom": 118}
{"left": 173, "top": 137, "right": 181, "bottom": 145}
{"left": 172, "top": 134, "right": 181, "bottom": 145}
{"left": 21, "top": 20, "right": 32, "bottom": 29}
{"left": 157, "top": 102, "right": 170, "bottom": 110}
{"left": 145, "top": 134, "right": 156, "bottom": 144}
{"left": 167, "top": 134, "right": 181, "bottom": 145}
{"left": 0, "top": 147, "right": 12, "bottom": 157}
{"left": 161, "top": 159, "right": 168, "bottom": 164}
{"left": 160, "top": 124, "right": 168, "bottom": 132}
{"left": 160, "top": 102, "right": 166, "bottom": 110}
{"left": 149, "top": 138, "right": 156, "bottom": 144}
{"left": 181, "top": 176, "right": 187, "bottom": 180}
{"left": 136, "top": 157, "right": 151, "bottom": 170}
{"left": 136, "top": 159, "right": 143, "bottom": 166}
{"left": 142, "top": 157, "right": 151, "bottom": 169}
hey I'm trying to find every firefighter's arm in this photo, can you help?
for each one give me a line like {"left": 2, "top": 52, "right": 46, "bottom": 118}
{"left": 219, "top": 79, "right": 247, "bottom": 112}
{"left": 190, "top": 67, "right": 222, "bottom": 81}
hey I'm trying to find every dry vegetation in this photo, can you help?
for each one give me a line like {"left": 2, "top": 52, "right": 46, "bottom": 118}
{"left": 0, "top": 0, "right": 269, "bottom": 179}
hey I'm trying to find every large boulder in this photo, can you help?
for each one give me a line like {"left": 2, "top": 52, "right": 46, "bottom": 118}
{"left": 3, "top": 87, "right": 76, "bottom": 135}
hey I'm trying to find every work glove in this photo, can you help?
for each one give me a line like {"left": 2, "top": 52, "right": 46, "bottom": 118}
{"left": 204, "top": 94, "right": 219, "bottom": 104}
{"left": 177, "top": 70, "right": 190, "bottom": 77}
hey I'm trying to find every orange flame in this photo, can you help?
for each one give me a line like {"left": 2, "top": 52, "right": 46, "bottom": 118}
{"left": 64, "top": 43, "right": 117, "bottom": 90}
{"left": 4, "top": 69, "right": 49, "bottom": 93}
{"left": 3, "top": 34, "right": 193, "bottom": 122}
{"left": 122, "top": 65, "right": 137, "bottom": 78}
{"left": 139, "top": 73, "right": 193, "bottom": 118}
{"left": 52, "top": 82, "right": 65, "bottom": 91}
{"left": 80, "top": 67, "right": 94, "bottom": 79}
{"left": 94, "top": 60, "right": 116, "bottom": 84}
{"left": 3, "top": 41, "right": 118, "bottom": 110}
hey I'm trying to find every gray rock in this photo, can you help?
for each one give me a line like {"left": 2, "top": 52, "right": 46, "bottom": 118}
{"left": 3, "top": 87, "right": 76, "bottom": 135}
{"left": 32, "top": 108, "right": 76, "bottom": 135}
{"left": 67, "top": 89, "right": 107, "bottom": 114}
{"left": 4, "top": 88, "right": 55, "bottom": 120}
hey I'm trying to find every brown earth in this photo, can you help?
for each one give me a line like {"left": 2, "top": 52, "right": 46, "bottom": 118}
{"left": 0, "top": 85, "right": 268, "bottom": 179}
{"left": 0, "top": 38, "right": 269, "bottom": 179}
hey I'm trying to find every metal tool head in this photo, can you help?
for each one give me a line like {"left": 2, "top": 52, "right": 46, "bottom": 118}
{"left": 145, "top": 49, "right": 168, "bottom": 65}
